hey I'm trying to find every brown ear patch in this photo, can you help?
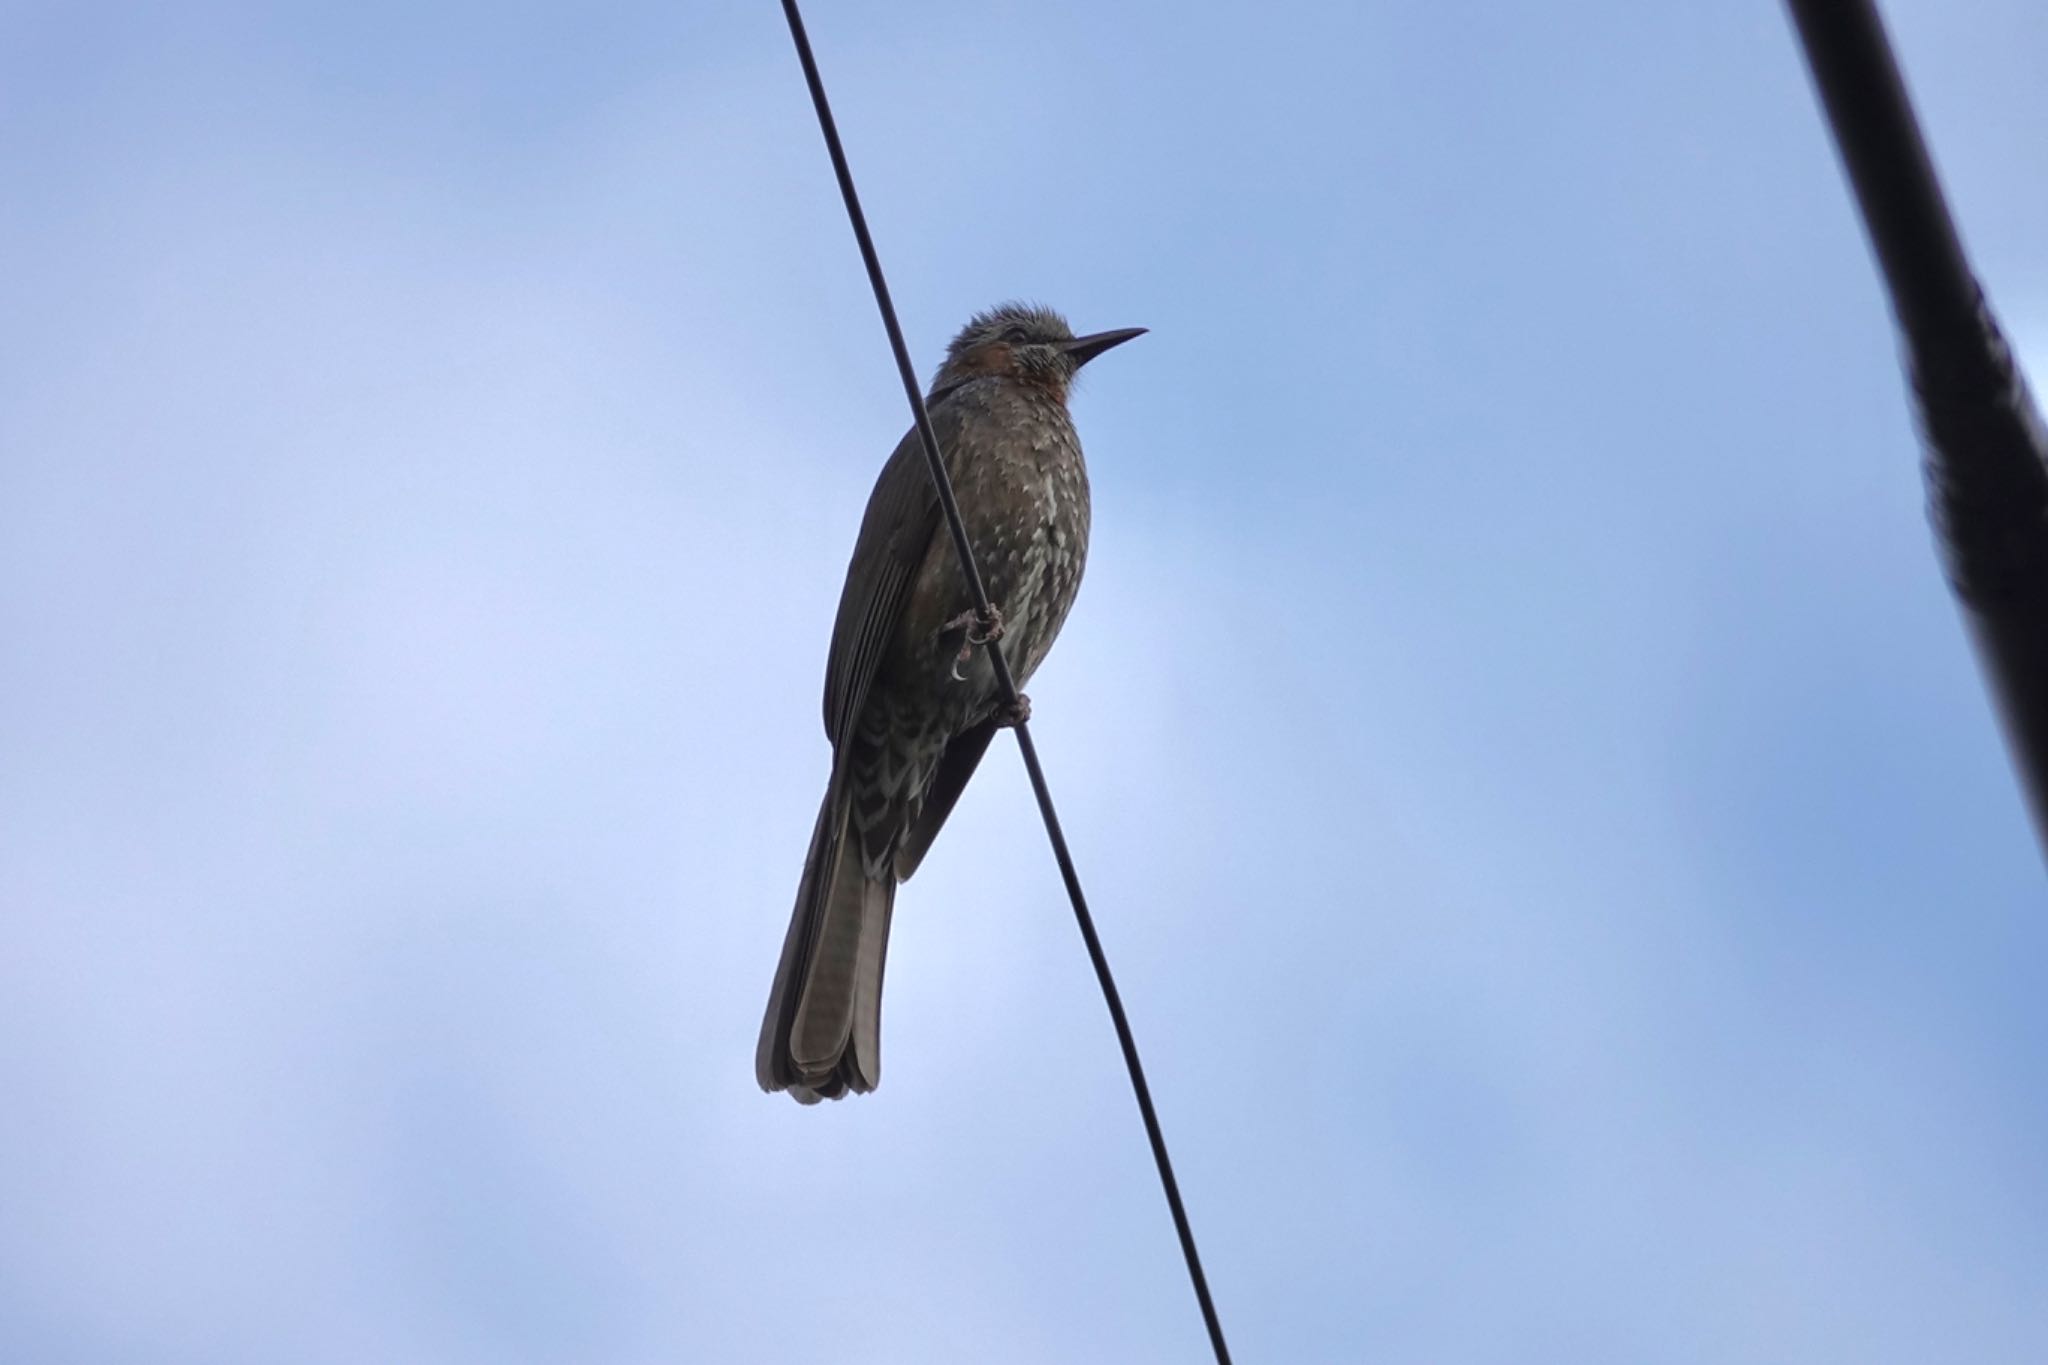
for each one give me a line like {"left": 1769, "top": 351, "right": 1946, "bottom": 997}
{"left": 953, "top": 341, "right": 1017, "bottom": 378}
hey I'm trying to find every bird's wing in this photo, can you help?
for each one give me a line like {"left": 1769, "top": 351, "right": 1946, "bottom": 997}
{"left": 820, "top": 398, "right": 966, "bottom": 748}
{"left": 892, "top": 715, "right": 997, "bottom": 881}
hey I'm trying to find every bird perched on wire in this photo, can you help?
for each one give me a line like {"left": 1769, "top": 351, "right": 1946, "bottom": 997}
{"left": 756, "top": 302, "right": 1145, "bottom": 1103}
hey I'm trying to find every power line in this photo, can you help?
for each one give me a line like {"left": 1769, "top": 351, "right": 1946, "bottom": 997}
{"left": 775, "top": 3, "right": 1235, "bottom": 1360}
{"left": 1786, "top": 0, "right": 2048, "bottom": 859}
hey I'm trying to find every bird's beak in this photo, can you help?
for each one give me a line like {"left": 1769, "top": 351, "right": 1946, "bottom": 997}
{"left": 1061, "top": 327, "right": 1147, "bottom": 368}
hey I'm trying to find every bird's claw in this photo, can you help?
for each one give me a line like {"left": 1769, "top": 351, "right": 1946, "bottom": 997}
{"left": 944, "top": 605, "right": 1006, "bottom": 646}
{"left": 994, "top": 694, "right": 1032, "bottom": 728}
{"left": 945, "top": 605, "right": 1006, "bottom": 682}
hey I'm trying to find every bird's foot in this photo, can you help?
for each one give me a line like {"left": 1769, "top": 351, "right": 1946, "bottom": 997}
{"left": 993, "top": 693, "right": 1032, "bottom": 727}
{"left": 945, "top": 605, "right": 1006, "bottom": 681}
{"left": 944, "top": 605, "right": 1006, "bottom": 646}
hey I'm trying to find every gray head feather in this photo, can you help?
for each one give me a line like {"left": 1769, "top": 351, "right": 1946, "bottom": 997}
{"left": 933, "top": 302, "right": 1077, "bottom": 390}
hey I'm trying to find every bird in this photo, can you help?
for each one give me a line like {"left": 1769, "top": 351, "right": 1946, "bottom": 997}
{"left": 756, "top": 302, "right": 1145, "bottom": 1103}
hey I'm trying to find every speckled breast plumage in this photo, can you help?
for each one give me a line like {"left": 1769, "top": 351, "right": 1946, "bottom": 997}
{"left": 846, "top": 378, "right": 1090, "bottom": 877}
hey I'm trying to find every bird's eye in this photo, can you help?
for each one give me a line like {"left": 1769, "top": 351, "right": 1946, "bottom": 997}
{"left": 1001, "top": 326, "right": 1030, "bottom": 344}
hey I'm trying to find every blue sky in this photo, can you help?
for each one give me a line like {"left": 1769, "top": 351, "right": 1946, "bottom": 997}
{"left": 3, "top": 2, "right": 2046, "bottom": 1362}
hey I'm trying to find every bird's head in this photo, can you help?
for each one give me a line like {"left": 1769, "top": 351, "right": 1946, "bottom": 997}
{"left": 932, "top": 302, "right": 1145, "bottom": 399}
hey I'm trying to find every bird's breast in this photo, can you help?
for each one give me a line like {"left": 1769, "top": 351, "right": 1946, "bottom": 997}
{"left": 884, "top": 387, "right": 1092, "bottom": 706}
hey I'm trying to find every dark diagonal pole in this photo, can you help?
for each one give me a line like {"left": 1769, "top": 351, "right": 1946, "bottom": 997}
{"left": 1787, "top": 0, "right": 2048, "bottom": 858}
{"left": 777, "top": 3, "right": 1234, "bottom": 1360}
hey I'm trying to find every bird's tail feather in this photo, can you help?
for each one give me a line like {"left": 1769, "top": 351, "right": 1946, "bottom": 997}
{"left": 756, "top": 784, "right": 896, "bottom": 1102}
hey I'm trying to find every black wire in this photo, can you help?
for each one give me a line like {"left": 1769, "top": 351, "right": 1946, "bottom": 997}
{"left": 1783, "top": 0, "right": 1977, "bottom": 341}
{"left": 777, "top": 3, "right": 1233, "bottom": 1360}
{"left": 1785, "top": 0, "right": 2048, "bottom": 854}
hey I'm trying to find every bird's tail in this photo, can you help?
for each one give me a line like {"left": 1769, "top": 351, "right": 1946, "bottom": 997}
{"left": 755, "top": 782, "right": 896, "bottom": 1102}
